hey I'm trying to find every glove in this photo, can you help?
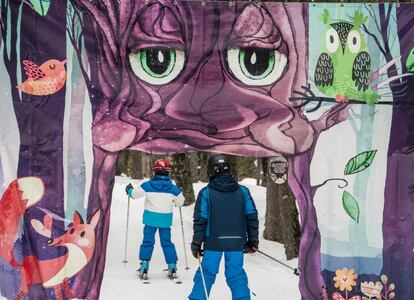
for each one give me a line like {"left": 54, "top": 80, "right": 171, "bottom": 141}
{"left": 191, "top": 240, "right": 203, "bottom": 259}
{"left": 244, "top": 239, "right": 259, "bottom": 254}
{"left": 125, "top": 183, "right": 134, "bottom": 197}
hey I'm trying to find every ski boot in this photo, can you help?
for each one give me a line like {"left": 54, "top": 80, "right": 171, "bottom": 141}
{"left": 138, "top": 260, "right": 150, "bottom": 282}
{"left": 167, "top": 263, "right": 181, "bottom": 283}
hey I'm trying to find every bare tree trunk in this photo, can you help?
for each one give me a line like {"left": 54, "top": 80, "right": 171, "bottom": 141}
{"left": 116, "top": 150, "right": 127, "bottom": 176}
{"left": 264, "top": 174, "right": 300, "bottom": 260}
{"left": 264, "top": 177, "right": 284, "bottom": 243}
{"left": 126, "top": 150, "right": 143, "bottom": 179}
{"left": 189, "top": 152, "right": 199, "bottom": 183}
{"left": 256, "top": 158, "right": 262, "bottom": 186}
{"left": 228, "top": 155, "right": 239, "bottom": 181}
{"left": 197, "top": 152, "right": 210, "bottom": 182}
{"left": 237, "top": 156, "right": 256, "bottom": 181}
{"left": 172, "top": 153, "right": 195, "bottom": 205}
{"left": 261, "top": 157, "right": 268, "bottom": 187}
{"left": 279, "top": 184, "right": 300, "bottom": 260}
{"left": 142, "top": 153, "right": 152, "bottom": 178}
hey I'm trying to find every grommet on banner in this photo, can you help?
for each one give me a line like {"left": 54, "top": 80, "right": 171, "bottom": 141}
{"left": 201, "top": 1, "right": 205, "bottom": 6}
{"left": 145, "top": 0, "right": 149, "bottom": 4}
{"left": 228, "top": 1, "right": 233, "bottom": 7}
{"left": 173, "top": 0, "right": 178, "bottom": 5}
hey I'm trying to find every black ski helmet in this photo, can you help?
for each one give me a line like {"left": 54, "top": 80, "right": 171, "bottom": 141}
{"left": 207, "top": 154, "right": 231, "bottom": 177}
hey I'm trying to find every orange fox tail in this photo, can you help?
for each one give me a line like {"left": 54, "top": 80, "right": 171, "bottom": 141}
{"left": 0, "top": 177, "right": 45, "bottom": 266}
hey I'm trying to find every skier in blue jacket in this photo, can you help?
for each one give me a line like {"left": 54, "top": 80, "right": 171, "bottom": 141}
{"left": 189, "top": 154, "right": 259, "bottom": 300}
{"left": 126, "top": 159, "right": 185, "bottom": 280}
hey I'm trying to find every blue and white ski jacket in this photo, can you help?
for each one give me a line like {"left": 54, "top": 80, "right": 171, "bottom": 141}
{"left": 132, "top": 175, "right": 185, "bottom": 228}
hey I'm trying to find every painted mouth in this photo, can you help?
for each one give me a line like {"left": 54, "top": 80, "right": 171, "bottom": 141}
{"left": 48, "top": 239, "right": 62, "bottom": 247}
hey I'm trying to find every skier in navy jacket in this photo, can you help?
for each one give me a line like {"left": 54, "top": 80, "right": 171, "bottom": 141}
{"left": 189, "top": 154, "right": 259, "bottom": 300}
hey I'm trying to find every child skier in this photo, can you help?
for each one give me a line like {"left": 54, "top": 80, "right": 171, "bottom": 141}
{"left": 125, "top": 159, "right": 185, "bottom": 281}
{"left": 189, "top": 154, "right": 259, "bottom": 300}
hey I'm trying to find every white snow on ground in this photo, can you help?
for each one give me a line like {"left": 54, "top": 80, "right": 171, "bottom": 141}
{"left": 101, "top": 177, "right": 300, "bottom": 300}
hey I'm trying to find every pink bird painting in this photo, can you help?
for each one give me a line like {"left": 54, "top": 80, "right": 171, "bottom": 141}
{"left": 17, "top": 59, "right": 67, "bottom": 96}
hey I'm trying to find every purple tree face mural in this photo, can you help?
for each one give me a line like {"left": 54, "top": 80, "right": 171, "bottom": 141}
{"left": 80, "top": 0, "right": 314, "bottom": 157}
{"left": 70, "top": 1, "right": 350, "bottom": 299}
{"left": 1, "top": 0, "right": 414, "bottom": 299}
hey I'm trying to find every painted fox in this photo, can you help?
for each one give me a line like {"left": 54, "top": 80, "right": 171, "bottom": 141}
{"left": 0, "top": 177, "right": 101, "bottom": 300}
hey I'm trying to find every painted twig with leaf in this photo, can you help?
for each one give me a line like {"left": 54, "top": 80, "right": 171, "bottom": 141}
{"left": 342, "top": 150, "right": 377, "bottom": 223}
{"left": 311, "top": 150, "right": 377, "bottom": 222}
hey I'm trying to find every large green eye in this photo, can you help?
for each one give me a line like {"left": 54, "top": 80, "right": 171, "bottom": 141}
{"left": 129, "top": 47, "right": 185, "bottom": 85}
{"left": 227, "top": 47, "right": 287, "bottom": 86}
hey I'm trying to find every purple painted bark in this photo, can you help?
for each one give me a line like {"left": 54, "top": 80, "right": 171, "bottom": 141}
{"left": 289, "top": 103, "right": 349, "bottom": 300}
{"left": 72, "top": 147, "right": 118, "bottom": 299}
{"left": 289, "top": 152, "right": 324, "bottom": 299}
{"left": 382, "top": 4, "right": 414, "bottom": 299}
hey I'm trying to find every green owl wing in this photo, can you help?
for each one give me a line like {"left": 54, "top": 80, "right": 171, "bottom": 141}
{"left": 352, "top": 51, "right": 371, "bottom": 91}
{"left": 314, "top": 52, "right": 334, "bottom": 88}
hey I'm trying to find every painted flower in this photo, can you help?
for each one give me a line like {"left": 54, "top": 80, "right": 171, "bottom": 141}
{"left": 333, "top": 268, "right": 358, "bottom": 291}
{"left": 361, "top": 281, "right": 383, "bottom": 298}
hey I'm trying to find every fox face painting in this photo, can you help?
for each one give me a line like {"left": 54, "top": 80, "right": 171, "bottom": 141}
{"left": 0, "top": 177, "right": 100, "bottom": 300}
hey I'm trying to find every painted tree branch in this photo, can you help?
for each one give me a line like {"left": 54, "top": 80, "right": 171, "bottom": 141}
{"left": 311, "top": 178, "right": 349, "bottom": 198}
{"left": 290, "top": 85, "right": 414, "bottom": 114}
{"left": 67, "top": 3, "right": 93, "bottom": 95}
{"left": 71, "top": 0, "right": 118, "bottom": 66}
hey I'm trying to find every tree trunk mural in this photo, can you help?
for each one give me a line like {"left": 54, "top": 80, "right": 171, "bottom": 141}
{"left": 0, "top": 1, "right": 68, "bottom": 299}
{"left": 382, "top": 5, "right": 414, "bottom": 299}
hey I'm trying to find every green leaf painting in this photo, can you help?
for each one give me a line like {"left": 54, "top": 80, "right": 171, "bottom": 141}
{"left": 342, "top": 191, "right": 360, "bottom": 223}
{"left": 28, "top": 0, "right": 51, "bottom": 17}
{"left": 344, "top": 150, "right": 377, "bottom": 175}
{"left": 406, "top": 46, "right": 414, "bottom": 72}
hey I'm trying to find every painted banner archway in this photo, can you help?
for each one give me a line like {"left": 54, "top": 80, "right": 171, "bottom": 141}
{"left": 0, "top": 1, "right": 413, "bottom": 299}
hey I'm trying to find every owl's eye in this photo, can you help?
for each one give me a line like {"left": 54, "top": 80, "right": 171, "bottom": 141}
{"left": 129, "top": 47, "right": 185, "bottom": 85}
{"left": 325, "top": 28, "right": 339, "bottom": 53}
{"left": 226, "top": 48, "right": 287, "bottom": 86}
{"left": 347, "top": 30, "right": 361, "bottom": 54}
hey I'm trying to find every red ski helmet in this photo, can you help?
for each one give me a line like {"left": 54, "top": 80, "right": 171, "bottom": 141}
{"left": 153, "top": 159, "right": 171, "bottom": 174}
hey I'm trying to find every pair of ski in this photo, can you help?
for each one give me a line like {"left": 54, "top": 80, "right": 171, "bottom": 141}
{"left": 138, "top": 269, "right": 182, "bottom": 284}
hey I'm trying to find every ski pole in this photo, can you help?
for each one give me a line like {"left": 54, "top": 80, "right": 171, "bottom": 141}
{"left": 253, "top": 248, "right": 300, "bottom": 276}
{"left": 197, "top": 253, "right": 209, "bottom": 300}
{"left": 179, "top": 207, "right": 190, "bottom": 270}
{"left": 122, "top": 195, "right": 131, "bottom": 265}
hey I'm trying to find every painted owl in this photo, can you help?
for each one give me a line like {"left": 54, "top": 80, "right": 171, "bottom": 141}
{"left": 314, "top": 10, "right": 379, "bottom": 105}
